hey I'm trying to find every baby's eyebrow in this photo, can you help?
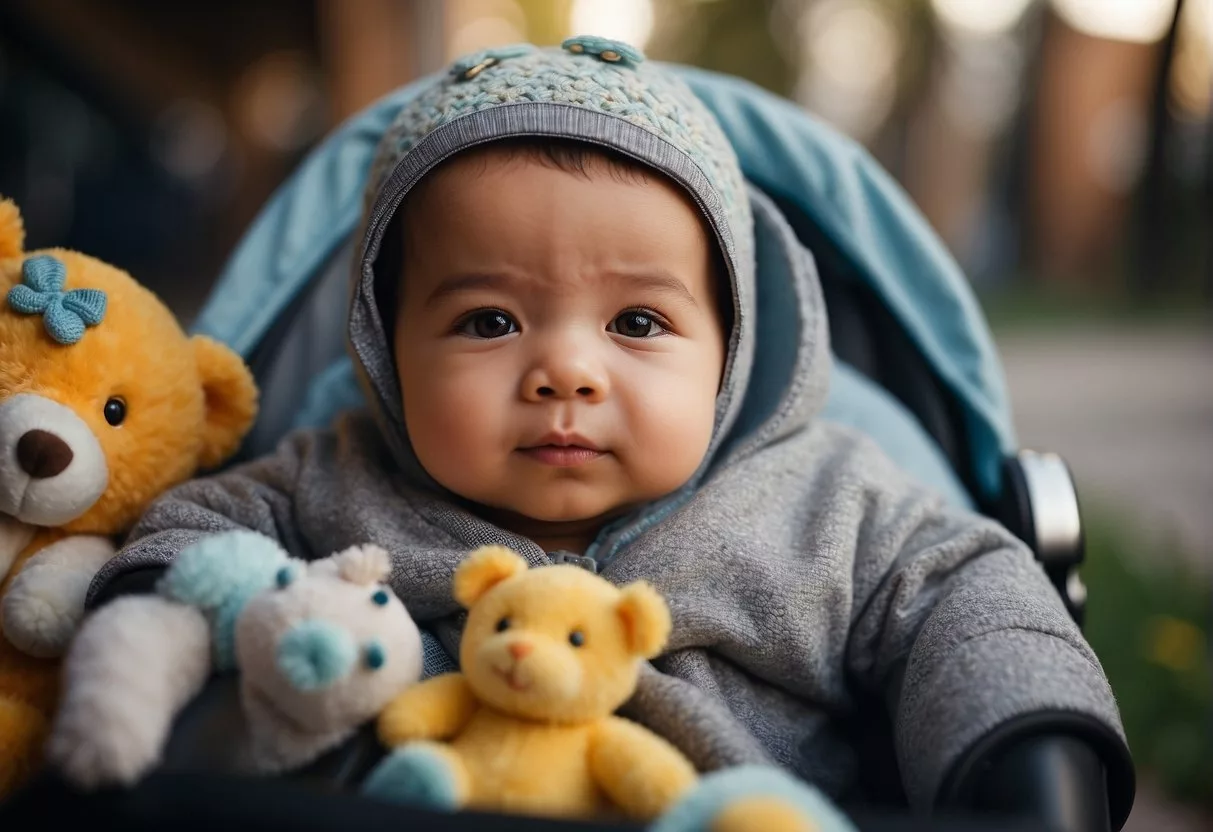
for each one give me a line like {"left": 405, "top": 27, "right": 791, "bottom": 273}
{"left": 610, "top": 270, "right": 699, "bottom": 308}
{"left": 425, "top": 273, "right": 519, "bottom": 306}
{"left": 424, "top": 270, "right": 700, "bottom": 308}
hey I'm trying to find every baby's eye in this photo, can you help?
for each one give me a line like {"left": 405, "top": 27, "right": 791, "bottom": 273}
{"left": 457, "top": 310, "right": 518, "bottom": 339}
{"left": 608, "top": 310, "right": 666, "bottom": 338}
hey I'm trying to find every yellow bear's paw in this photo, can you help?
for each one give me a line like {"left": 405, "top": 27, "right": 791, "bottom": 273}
{"left": 710, "top": 796, "right": 818, "bottom": 832}
{"left": 0, "top": 696, "right": 49, "bottom": 798}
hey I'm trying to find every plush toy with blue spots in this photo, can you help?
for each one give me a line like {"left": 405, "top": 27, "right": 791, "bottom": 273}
{"left": 48, "top": 531, "right": 424, "bottom": 789}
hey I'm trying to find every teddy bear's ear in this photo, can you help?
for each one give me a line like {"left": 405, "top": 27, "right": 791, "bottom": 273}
{"left": 616, "top": 581, "right": 671, "bottom": 659}
{"left": 332, "top": 544, "right": 392, "bottom": 585}
{"left": 192, "top": 335, "right": 259, "bottom": 470}
{"left": 453, "top": 546, "right": 529, "bottom": 608}
{"left": 0, "top": 198, "right": 25, "bottom": 260}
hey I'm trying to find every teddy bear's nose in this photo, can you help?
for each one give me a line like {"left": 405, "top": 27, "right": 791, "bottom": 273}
{"left": 276, "top": 619, "right": 356, "bottom": 691}
{"left": 508, "top": 642, "right": 533, "bottom": 660}
{"left": 16, "top": 429, "right": 74, "bottom": 479}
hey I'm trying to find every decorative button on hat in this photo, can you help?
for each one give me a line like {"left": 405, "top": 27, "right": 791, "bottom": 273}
{"left": 561, "top": 35, "right": 645, "bottom": 66}
{"left": 452, "top": 44, "right": 537, "bottom": 81}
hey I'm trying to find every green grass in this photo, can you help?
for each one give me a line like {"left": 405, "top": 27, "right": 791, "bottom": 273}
{"left": 978, "top": 282, "right": 1212, "bottom": 333}
{"left": 1080, "top": 509, "right": 1212, "bottom": 807}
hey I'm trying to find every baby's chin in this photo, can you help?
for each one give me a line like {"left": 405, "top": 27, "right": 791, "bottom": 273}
{"left": 483, "top": 492, "right": 631, "bottom": 525}
{"left": 434, "top": 469, "right": 695, "bottom": 539}
{"left": 455, "top": 485, "right": 647, "bottom": 532}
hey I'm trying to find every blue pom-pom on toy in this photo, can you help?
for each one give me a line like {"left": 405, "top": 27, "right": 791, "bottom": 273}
{"left": 159, "top": 531, "right": 289, "bottom": 609}
{"left": 277, "top": 619, "right": 357, "bottom": 691}
{"left": 561, "top": 35, "right": 645, "bottom": 66}
{"left": 363, "top": 745, "right": 461, "bottom": 810}
{"left": 651, "top": 765, "right": 858, "bottom": 832}
{"left": 7, "top": 254, "right": 107, "bottom": 345}
{"left": 158, "top": 531, "right": 290, "bottom": 670}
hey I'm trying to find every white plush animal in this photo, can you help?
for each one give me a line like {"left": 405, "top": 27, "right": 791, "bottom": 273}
{"left": 47, "top": 531, "right": 423, "bottom": 788}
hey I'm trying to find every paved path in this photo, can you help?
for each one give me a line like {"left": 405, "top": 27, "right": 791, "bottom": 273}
{"left": 997, "top": 324, "right": 1212, "bottom": 832}
{"left": 996, "top": 325, "right": 1213, "bottom": 574}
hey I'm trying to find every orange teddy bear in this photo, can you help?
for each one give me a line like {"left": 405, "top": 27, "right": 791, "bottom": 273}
{"left": 0, "top": 198, "right": 258, "bottom": 795}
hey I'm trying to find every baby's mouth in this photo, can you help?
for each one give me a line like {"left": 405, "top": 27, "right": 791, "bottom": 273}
{"left": 518, "top": 431, "right": 605, "bottom": 467}
{"left": 517, "top": 446, "right": 604, "bottom": 467}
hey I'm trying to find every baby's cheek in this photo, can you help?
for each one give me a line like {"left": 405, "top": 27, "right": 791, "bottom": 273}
{"left": 407, "top": 393, "right": 479, "bottom": 469}
{"left": 625, "top": 372, "right": 716, "bottom": 491}
{"left": 402, "top": 371, "right": 506, "bottom": 490}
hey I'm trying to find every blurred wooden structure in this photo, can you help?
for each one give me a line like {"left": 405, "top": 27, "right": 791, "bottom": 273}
{"left": 319, "top": 0, "right": 447, "bottom": 124}
{"left": 0, "top": 0, "right": 446, "bottom": 318}
{"left": 1028, "top": 9, "right": 1164, "bottom": 287}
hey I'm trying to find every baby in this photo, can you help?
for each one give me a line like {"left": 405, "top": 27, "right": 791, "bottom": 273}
{"left": 91, "top": 41, "right": 1129, "bottom": 821}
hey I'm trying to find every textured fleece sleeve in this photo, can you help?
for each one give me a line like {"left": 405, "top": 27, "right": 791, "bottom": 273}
{"left": 85, "top": 430, "right": 317, "bottom": 607}
{"left": 843, "top": 442, "right": 1126, "bottom": 811}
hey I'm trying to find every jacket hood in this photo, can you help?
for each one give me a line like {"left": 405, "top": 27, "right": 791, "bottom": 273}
{"left": 347, "top": 42, "right": 830, "bottom": 559}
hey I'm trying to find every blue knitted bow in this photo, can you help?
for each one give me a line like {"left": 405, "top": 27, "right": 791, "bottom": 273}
{"left": 7, "top": 255, "right": 107, "bottom": 345}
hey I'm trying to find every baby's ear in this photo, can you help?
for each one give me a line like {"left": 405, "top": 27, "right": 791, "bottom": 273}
{"left": 453, "top": 546, "right": 528, "bottom": 608}
{"left": 615, "top": 581, "right": 671, "bottom": 659}
{"left": 192, "top": 335, "right": 259, "bottom": 470}
{"left": 0, "top": 198, "right": 25, "bottom": 259}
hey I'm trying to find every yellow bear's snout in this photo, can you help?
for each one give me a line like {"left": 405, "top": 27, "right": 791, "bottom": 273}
{"left": 0, "top": 393, "right": 108, "bottom": 526}
{"left": 476, "top": 630, "right": 584, "bottom": 704}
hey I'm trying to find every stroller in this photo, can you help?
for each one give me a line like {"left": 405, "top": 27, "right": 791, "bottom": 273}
{"left": 1, "top": 65, "right": 1133, "bottom": 831}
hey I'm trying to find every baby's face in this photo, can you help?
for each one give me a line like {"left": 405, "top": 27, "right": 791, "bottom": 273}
{"left": 393, "top": 148, "right": 726, "bottom": 528}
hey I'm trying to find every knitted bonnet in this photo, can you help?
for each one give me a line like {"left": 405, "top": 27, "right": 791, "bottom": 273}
{"left": 349, "top": 37, "right": 756, "bottom": 488}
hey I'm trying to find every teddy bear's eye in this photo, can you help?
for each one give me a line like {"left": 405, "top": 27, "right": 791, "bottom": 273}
{"left": 569, "top": 630, "right": 585, "bottom": 648}
{"left": 371, "top": 589, "right": 390, "bottom": 606}
{"left": 365, "top": 641, "right": 386, "bottom": 670}
{"left": 103, "top": 397, "right": 126, "bottom": 427}
{"left": 275, "top": 566, "right": 295, "bottom": 589}
{"left": 495, "top": 617, "right": 511, "bottom": 633}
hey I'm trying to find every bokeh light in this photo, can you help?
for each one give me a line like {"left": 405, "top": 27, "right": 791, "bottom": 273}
{"left": 931, "top": 0, "right": 1035, "bottom": 38}
{"left": 448, "top": 0, "right": 527, "bottom": 57}
{"left": 797, "top": 0, "right": 900, "bottom": 141}
{"left": 1051, "top": 0, "right": 1179, "bottom": 44}
{"left": 569, "top": 0, "right": 655, "bottom": 49}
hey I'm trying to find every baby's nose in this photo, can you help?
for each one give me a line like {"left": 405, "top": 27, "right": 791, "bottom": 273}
{"left": 521, "top": 362, "right": 609, "bottom": 403}
{"left": 508, "top": 641, "right": 533, "bottom": 660}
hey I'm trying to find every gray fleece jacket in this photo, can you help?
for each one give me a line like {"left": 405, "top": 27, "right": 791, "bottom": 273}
{"left": 91, "top": 45, "right": 1126, "bottom": 814}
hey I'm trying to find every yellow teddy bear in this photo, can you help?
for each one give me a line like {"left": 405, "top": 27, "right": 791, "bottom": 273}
{"left": 0, "top": 198, "right": 258, "bottom": 796}
{"left": 364, "top": 546, "right": 827, "bottom": 831}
